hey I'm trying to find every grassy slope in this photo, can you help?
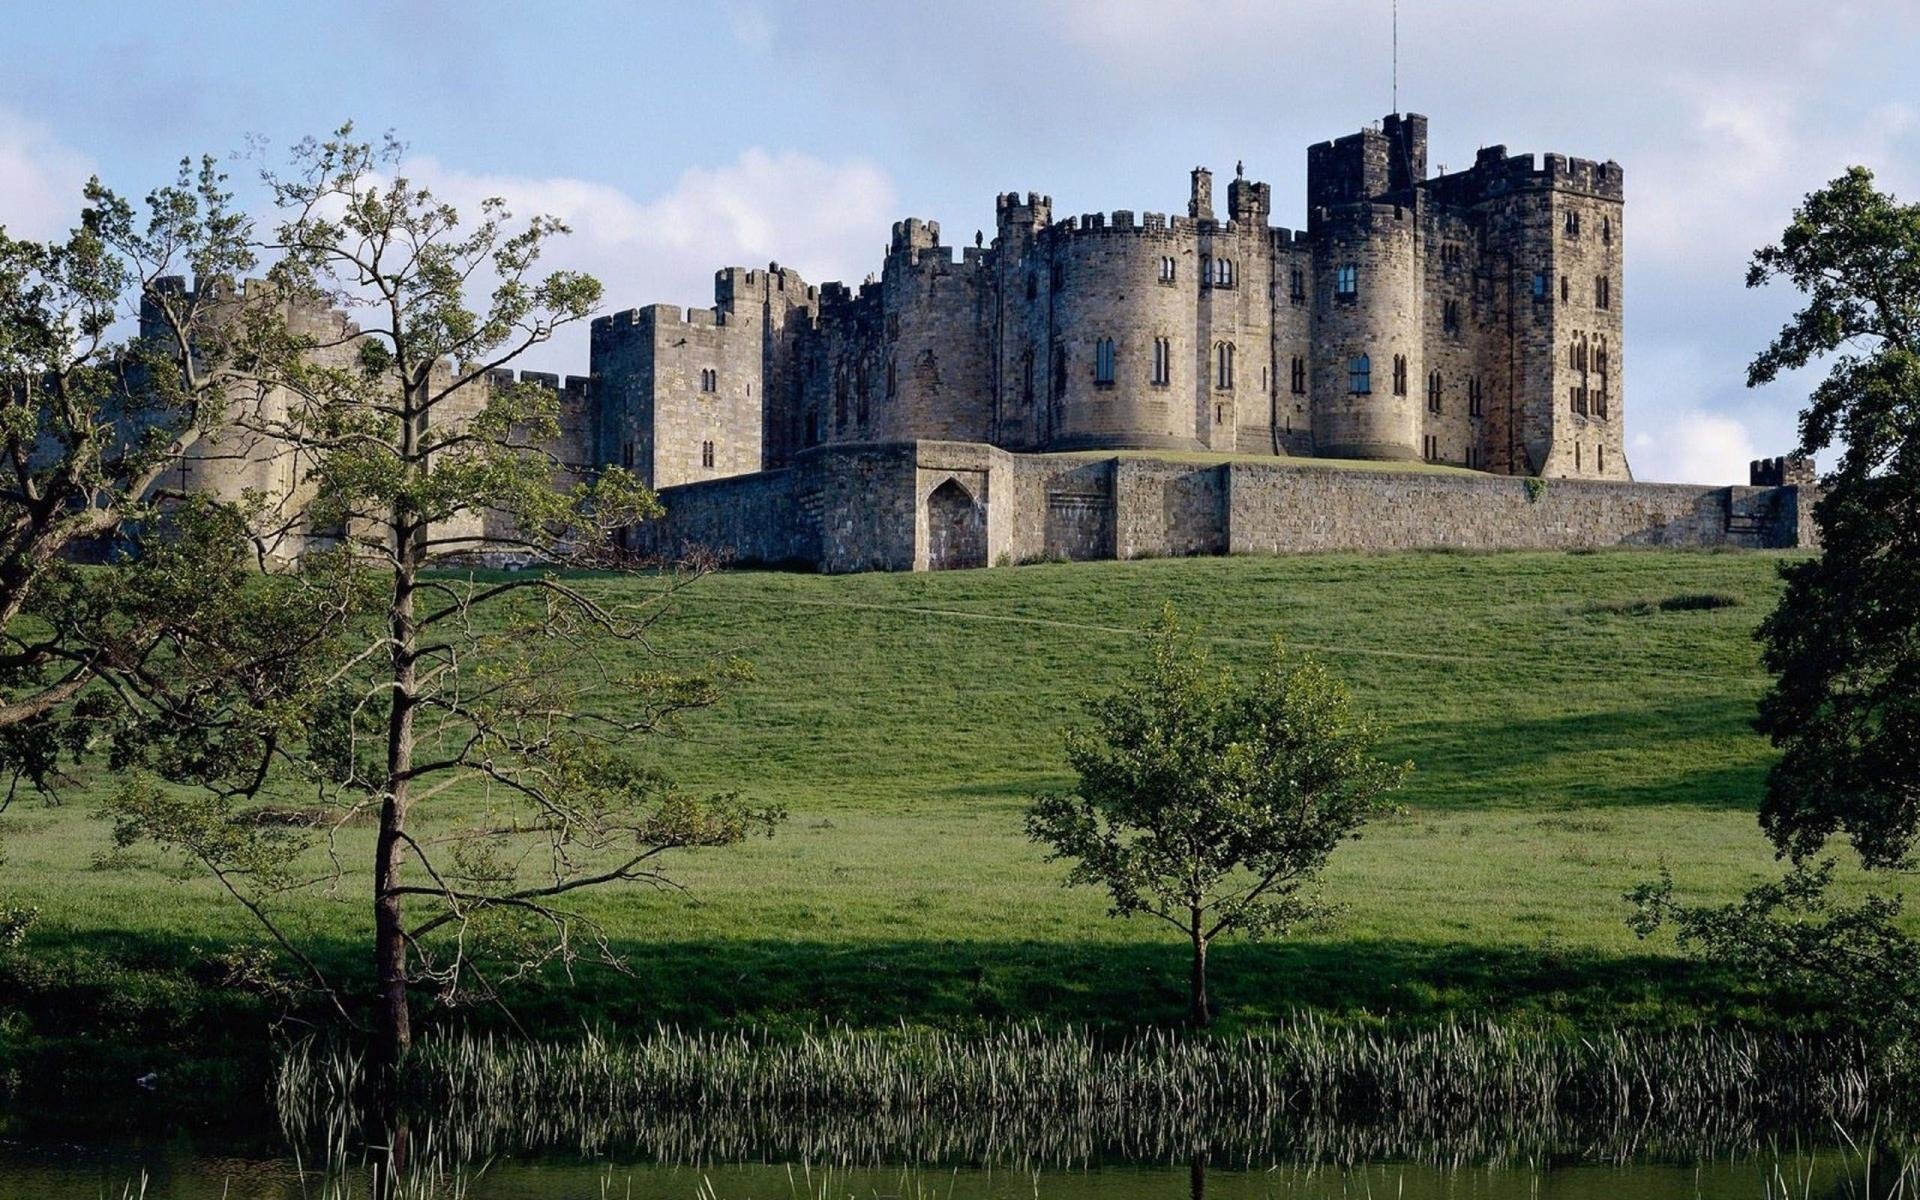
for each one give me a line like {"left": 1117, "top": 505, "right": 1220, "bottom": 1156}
{"left": 0, "top": 548, "right": 1872, "bottom": 1089}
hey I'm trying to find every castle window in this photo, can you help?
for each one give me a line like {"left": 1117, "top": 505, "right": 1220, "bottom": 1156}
{"left": 1595, "top": 275, "right": 1611, "bottom": 309}
{"left": 835, "top": 369, "right": 849, "bottom": 427}
{"left": 1532, "top": 271, "right": 1549, "bottom": 302}
{"left": 1336, "top": 263, "right": 1358, "bottom": 300}
{"left": 1443, "top": 298, "right": 1461, "bottom": 332}
{"left": 1289, "top": 267, "right": 1306, "bottom": 304}
{"left": 1159, "top": 256, "right": 1177, "bottom": 284}
{"left": 1391, "top": 354, "right": 1408, "bottom": 396}
{"left": 622, "top": 442, "right": 633, "bottom": 468}
{"left": 1423, "top": 434, "right": 1438, "bottom": 461}
{"left": 887, "top": 313, "right": 900, "bottom": 338}
{"left": 1022, "top": 348, "right": 1035, "bottom": 405}
{"left": 1050, "top": 262, "right": 1064, "bottom": 290}
{"left": 1210, "top": 257, "right": 1235, "bottom": 288}
{"left": 1468, "top": 375, "right": 1484, "bottom": 417}
{"left": 1215, "top": 403, "right": 1224, "bottom": 425}
{"left": 1053, "top": 344, "right": 1067, "bottom": 394}
{"left": 1214, "top": 341, "right": 1235, "bottom": 390}
{"left": 805, "top": 412, "right": 818, "bottom": 446}
{"left": 1575, "top": 443, "right": 1582, "bottom": 471}
{"left": 1597, "top": 445, "right": 1605, "bottom": 472}
{"left": 1094, "top": 337, "right": 1116, "bottom": 385}
{"left": 1564, "top": 210, "right": 1581, "bottom": 239}
{"left": 1152, "top": 336, "right": 1171, "bottom": 387}
{"left": 1348, "top": 354, "right": 1371, "bottom": 394}
{"left": 700, "top": 368, "right": 717, "bottom": 393}
{"left": 1290, "top": 355, "right": 1306, "bottom": 395}
{"left": 856, "top": 373, "right": 870, "bottom": 425}
{"left": 1426, "top": 371, "right": 1442, "bottom": 414}
{"left": 1026, "top": 273, "right": 1037, "bottom": 301}
{"left": 886, "top": 357, "right": 897, "bottom": 399}
{"left": 1560, "top": 274, "right": 1570, "bottom": 303}
{"left": 1602, "top": 216, "right": 1613, "bottom": 244}
{"left": 1465, "top": 446, "right": 1478, "bottom": 469}
{"left": 701, "top": 440, "right": 715, "bottom": 469}
{"left": 1199, "top": 255, "right": 1210, "bottom": 287}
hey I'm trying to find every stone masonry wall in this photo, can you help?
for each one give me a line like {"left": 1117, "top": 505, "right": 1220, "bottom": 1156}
{"left": 640, "top": 441, "right": 1816, "bottom": 576}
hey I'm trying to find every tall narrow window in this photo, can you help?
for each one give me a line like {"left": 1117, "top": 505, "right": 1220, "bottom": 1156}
{"left": 1560, "top": 274, "right": 1570, "bottom": 303}
{"left": 1199, "top": 255, "right": 1211, "bottom": 287}
{"left": 834, "top": 371, "right": 848, "bottom": 427}
{"left": 1532, "top": 271, "right": 1549, "bottom": 302}
{"left": 1468, "top": 375, "right": 1484, "bottom": 417}
{"left": 856, "top": 371, "right": 869, "bottom": 424}
{"left": 1290, "top": 267, "right": 1306, "bottom": 303}
{"left": 1391, "top": 354, "right": 1408, "bottom": 396}
{"left": 1094, "top": 337, "right": 1115, "bottom": 385}
{"left": 1576, "top": 443, "right": 1582, "bottom": 471}
{"left": 1602, "top": 216, "right": 1613, "bottom": 244}
{"left": 1050, "top": 262, "right": 1064, "bottom": 289}
{"left": 1595, "top": 275, "right": 1611, "bottom": 309}
{"left": 1158, "top": 256, "right": 1177, "bottom": 283}
{"left": 1597, "top": 445, "right": 1606, "bottom": 472}
{"left": 1564, "top": 210, "right": 1581, "bottom": 238}
{"left": 701, "top": 440, "right": 715, "bottom": 468}
{"left": 1151, "top": 337, "right": 1171, "bottom": 386}
{"left": 1348, "top": 354, "right": 1371, "bottom": 394}
{"left": 1215, "top": 341, "right": 1235, "bottom": 390}
{"left": 1423, "top": 434, "right": 1437, "bottom": 461}
{"left": 1053, "top": 344, "right": 1067, "bottom": 393}
{"left": 886, "top": 357, "right": 898, "bottom": 398}
{"left": 700, "top": 368, "right": 717, "bottom": 393}
{"left": 1336, "top": 263, "right": 1358, "bottom": 299}
{"left": 1443, "top": 298, "right": 1461, "bottom": 332}
{"left": 622, "top": 442, "right": 633, "bottom": 468}
{"left": 1426, "top": 370, "right": 1442, "bottom": 414}
{"left": 805, "top": 412, "right": 818, "bottom": 446}
{"left": 1290, "top": 355, "right": 1306, "bottom": 395}
{"left": 1022, "top": 348, "right": 1035, "bottom": 405}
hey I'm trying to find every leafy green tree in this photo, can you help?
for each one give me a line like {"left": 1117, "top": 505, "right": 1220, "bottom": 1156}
{"left": 0, "top": 158, "right": 255, "bottom": 739}
{"left": 1028, "top": 609, "right": 1406, "bottom": 1027}
{"left": 1632, "top": 167, "right": 1920, "bottom": 1032}
{"left": 105, "top": 128, "right": 781, "bottom": 1075}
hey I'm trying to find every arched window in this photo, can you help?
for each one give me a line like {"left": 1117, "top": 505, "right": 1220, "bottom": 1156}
{"left": 700, "top": 368, "right": 717, "bottom": 393}
{"left": 700, "top": 440, "right": 715, "bottom": 468}
{"left": 1426, "top": 370, "right": 1442, "bottom": 414}
{"left": 834, "top": 370, "right": 849, "bottom": 427}
{"left": 1214, "top": 341, "right": 1235, "bottom": 390}
{"left": 1290, "top": 355, "right": 1306, "bottom": 395}
{"left": 1021, "top": 348, "right": 1035, "bottom": 404}
{"left": 1158, "top": 256, "right": 1177, "bottom": 283}
{"left": 1094, "top": 337, "right": 1116, "bottom": 384}
{"left": 1336, "top": 264, "right": 1358, "bottom": 299}
{"left": 1151, "top": 336, "right": 1172, "bottom": 386}
{"left": 1348, "top": 354, "right": 1371, "bottom": 394}
{"left": 1211, "top": 257, "right": 1235, "bottom": 287}
{"left": 1391, "top": 354, "right": 1408, "bottom": 396}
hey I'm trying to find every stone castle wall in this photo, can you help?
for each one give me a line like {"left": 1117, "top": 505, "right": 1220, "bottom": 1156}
{"left": 638, "top": 441, "right": 1813, "bottom": 575}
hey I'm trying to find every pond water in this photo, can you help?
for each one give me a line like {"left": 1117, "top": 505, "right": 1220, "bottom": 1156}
{"left": 0, "top": 1139, "right": 1892, "bottom": 1199}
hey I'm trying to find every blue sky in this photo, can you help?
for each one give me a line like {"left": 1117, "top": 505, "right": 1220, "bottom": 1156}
{"left": 5, "top": 0, "right": 1917, "bottom": 482}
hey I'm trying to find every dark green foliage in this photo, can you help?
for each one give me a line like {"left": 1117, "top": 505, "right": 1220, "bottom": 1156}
{"left": 1029, "top": 607, "right": 1406, "bottom": 1024}
{"left": 1748, "top": 167, "right": 1920, "bottom": 871}
{"left": 1635, "top": 168, "right": 1920, "bottom": 1042}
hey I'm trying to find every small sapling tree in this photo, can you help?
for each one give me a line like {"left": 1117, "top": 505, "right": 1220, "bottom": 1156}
{"left": 1028, "top": 607, "right": 1406, "bottom": 1027}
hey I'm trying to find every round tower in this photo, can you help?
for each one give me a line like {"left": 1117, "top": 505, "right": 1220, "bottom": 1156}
{"left": 1310, "top": 202, "right": 1422, "bottom": 461}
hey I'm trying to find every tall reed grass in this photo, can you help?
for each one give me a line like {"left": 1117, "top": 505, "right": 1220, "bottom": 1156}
{"left": 275, "top": 1019, "right": 1902, "bottom": 1172}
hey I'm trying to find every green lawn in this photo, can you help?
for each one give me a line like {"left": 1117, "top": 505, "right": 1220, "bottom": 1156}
{"left": 0, "top": 548, "right": 1878, "bottom": 1099}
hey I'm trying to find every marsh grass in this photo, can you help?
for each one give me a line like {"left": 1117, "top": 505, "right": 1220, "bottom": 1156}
{"left": 274, "top": 1020, "right": 1900, "bottom": 1174}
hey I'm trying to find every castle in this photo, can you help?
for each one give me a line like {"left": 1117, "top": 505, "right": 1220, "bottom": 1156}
{"left": 598, "top": 113, "right": 1627, "bottom": 492}
{"left": 157, "top": 113, "right": 1818, "bottom": 571}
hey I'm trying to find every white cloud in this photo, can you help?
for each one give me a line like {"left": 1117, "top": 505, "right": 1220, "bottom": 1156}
{"left": 0, "top": 107, "right": 94, "bottom": 241}
{"left": 411, "top": 149, "right": 896, "bottom": 372}
{"left": 1630, "top": 411, "right": 1759, "bottom": 486}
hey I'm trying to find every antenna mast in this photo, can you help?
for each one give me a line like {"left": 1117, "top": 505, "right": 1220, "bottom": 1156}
{"left": 1392, "top": 0, "right": 1399, "bottom": 114}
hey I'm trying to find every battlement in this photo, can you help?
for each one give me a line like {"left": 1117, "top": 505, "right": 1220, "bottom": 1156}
{"left": 715, "top": 262, "right": 820, "bottom": 304}
{"left": 995, "top": 191, "right": 1053, "bottom": 233}
{"left": 484, "top": 369, "right": 592, "bottom": 403}
{"left": 1750, "top": 454, "right": 1817, "bottom": 487}
{"left": 1425, "top": 145, "right": 1624, "bottom": 205}
{"left": 890, "top": 217, "right": 941, "bottom": 254}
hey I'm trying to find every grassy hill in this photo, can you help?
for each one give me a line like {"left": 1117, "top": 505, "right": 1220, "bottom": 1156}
{"left": 0, "top": 548, "right": 1871, "bottom": 1098}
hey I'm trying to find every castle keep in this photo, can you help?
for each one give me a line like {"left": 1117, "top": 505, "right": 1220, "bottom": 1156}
{"left": 601, "top": 113, "right": 1627, "bottom": 492}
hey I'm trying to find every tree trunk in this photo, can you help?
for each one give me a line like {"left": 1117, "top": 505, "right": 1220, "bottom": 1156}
{"left": 1189, "top": 926, "right": 1210, "bottom": 1028}
{"left": 372, "top": 555, "right": 417, "bottom": 1077}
